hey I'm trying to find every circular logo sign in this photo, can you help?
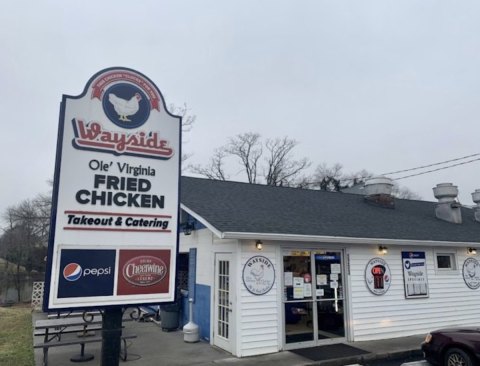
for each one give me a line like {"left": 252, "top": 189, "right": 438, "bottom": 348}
{"left": 122, "top": 256, "right": 167, "bottom": 287}
{"left": 463, "top": 257, "right": 480, "bottom": 290}
{"left": 63, "top": 263, "right": 82, "bottom": 281}
{"left": 102, "top": 83, "right": 151, "bottom": 129}
{"left": 242, "top": 256, "right": 275, "bottom": 295}
{"left": 365, "top": 257, "right": 391, "bottom": 295}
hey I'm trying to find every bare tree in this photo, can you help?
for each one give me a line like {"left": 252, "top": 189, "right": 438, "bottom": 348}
{"left": 189, "top": 132, "right": 310, "bottom": 186}
{"left": 168, "top": 103, "right": 196, "bottom": 134}
{"left": 264, "top": 137, "right": 310, "bottom": 187}
{"left": 3, "top": 194, "right": 51, "bottom": 247}
{"left": 1, "top": 194, "right": 50, "bottom": 281}
{"left": 0, "top": 225, "right": 30, "bottom": 301}
{"left": 168, "top": 103, "right": 196, "bottom": 165}
{"left": 189, "top": 148, "right": 229, "bottom": 180}
{"left": 225, "top": 132, "right": 263, "bottom": 184}
{"left": 312, "top": 163, "right": 346, "bottom": 191}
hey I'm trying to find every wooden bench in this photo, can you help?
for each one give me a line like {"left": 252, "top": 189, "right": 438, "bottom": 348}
{"left": 34, "top": 332, "right": 137, "bottom": 366}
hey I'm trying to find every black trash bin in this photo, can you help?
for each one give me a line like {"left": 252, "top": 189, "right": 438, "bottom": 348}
{"left": 160, "top": 301, "right": 180, "bottom": 331}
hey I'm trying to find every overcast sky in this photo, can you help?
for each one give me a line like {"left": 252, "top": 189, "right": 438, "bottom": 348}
{"left": 2, "top": 0, "right": 480, "bottom": 218}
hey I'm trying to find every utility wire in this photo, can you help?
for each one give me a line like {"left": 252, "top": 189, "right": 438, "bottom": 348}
{"left": 382, "top": 153, "right": 480, "bottom": 176}
{"left": 393, "top": 157, "right": 480, "bottom": 180}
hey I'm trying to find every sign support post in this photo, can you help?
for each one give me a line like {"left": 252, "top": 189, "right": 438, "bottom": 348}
{"left": 101, "top": 308, "right": 123, "bottom": 366}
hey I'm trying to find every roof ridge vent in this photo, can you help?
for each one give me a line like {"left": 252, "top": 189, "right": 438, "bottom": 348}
{"left": 363, "top": 176, "right": 394, "bottom": 209}
{"left": 433, "top": 183, "right": 462, "bottom": 224}
{"left": 472, "top": 189, "right": 480, "bottom": 223}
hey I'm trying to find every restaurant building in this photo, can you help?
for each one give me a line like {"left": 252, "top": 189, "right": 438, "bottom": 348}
{"left": 178, "top": 176, "right": 480, "bottom": 357}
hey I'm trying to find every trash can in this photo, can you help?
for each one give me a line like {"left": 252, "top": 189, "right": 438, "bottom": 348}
{"left": 160, "top": 301, "right": 180, "bottom": 331}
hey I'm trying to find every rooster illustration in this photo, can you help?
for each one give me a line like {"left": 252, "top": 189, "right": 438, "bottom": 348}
{"left": 108, "top": 92, "right": 142, "bottom": 121}
{"left": 250, "top": 264, "right": 265, "bottom": 281}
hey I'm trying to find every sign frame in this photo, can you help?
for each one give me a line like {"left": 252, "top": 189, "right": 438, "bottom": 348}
{"left": 242, "top": 256, "right": 275, "bottom": 296}
{"left": 365, "top": 257, "right": 391, "bottom": 296}
{"left": 401, "top": 251, "right": 429, "bottom": 299}
{"left": 43, "top": 67, "right": 182, "bottom": 311}
{"left": 463, "top": 257, "right": 480, "bottom": 290}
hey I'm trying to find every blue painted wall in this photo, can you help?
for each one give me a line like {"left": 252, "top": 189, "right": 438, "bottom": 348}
{"left": 195, "top": 284, "right": 211, "bottom": 340}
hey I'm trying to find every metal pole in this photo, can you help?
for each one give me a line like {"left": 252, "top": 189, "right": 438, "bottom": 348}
{"left": 101, "top": 308, "right": 123, "bottom": 366}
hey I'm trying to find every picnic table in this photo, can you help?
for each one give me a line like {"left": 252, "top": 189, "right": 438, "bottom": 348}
{"left": 34, "top": 314, "right": 136, "bottom": 366}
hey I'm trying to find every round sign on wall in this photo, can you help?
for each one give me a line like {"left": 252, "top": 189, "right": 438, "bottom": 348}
{"left": 242, "top": 256, "right": 275, "bottom": 295}
{"left": 365, "top": 257, "right": 391, "bottom": 295}
{"left": 463, "top": 257, "right": 480, "bottom": 290}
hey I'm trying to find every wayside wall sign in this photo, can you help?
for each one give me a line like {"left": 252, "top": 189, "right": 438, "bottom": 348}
{"left": 44, "top": 67, "right": 181, "bottom": 310}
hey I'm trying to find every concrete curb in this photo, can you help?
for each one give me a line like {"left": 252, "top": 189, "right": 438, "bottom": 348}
{"left": 305, "top": 348, "right": 424, "bottom": 366}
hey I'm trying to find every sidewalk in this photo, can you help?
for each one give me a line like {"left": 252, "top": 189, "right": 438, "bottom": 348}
{"left": 33, "top": 312, "right": 424, "bottom": 366}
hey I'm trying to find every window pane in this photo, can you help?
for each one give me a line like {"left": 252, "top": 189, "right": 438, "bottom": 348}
{"left": 437, "top": 255, "right": 452, "bottom": 269}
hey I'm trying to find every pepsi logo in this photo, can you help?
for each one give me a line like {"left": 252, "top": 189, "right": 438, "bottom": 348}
{"left": 63, "top": 263, "right": 82, "bottom": 281}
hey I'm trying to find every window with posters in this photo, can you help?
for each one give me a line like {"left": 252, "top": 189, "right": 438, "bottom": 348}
{"left": 282, "top": 249, "right": 345, "bottom": 347}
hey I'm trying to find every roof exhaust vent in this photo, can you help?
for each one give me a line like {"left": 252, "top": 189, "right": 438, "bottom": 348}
{"left": 364, "top": 177, "right": 394, "bottom": 208}
{"left": 433, "top": 183, "right": 462, "bottom": 224}
{"left": 472, "top": 189, "right": 480, "bottom": 223}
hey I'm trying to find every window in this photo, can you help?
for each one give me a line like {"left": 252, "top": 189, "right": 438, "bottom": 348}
{"left": 435, "top": 252, "right": 457, "bottom": 271}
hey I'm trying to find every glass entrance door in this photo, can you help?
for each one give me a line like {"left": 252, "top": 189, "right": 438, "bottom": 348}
{"left": 314, "top": 252, "right": 345, "bottom": 339}
{"left": 283, "top": 250, "right": 345, "bottom": 348}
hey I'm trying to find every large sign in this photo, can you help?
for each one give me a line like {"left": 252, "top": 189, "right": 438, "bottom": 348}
{"left": 402, "top": 251, "right": 429, "bottom": 299}
{"left": 44, "top": 67, "right": 181, "bottom": 310}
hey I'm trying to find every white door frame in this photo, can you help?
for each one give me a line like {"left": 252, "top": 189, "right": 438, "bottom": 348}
{"left": 213, "top": 253, "right": 235, "bottom": 353}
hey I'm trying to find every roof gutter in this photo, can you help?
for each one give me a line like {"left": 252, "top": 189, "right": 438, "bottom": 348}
{"left": 220, "top": 231, "right": 479, "bottom": 248}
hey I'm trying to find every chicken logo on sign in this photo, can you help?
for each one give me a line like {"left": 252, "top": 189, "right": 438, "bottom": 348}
{"left": 242, "top": 256, "right": 275, "bottom": 296}
{"left": 103, "top": 84, "right": 150, "bottom": 129}
{"left": 71, "top": 69, "right": 174, "bottom": 160}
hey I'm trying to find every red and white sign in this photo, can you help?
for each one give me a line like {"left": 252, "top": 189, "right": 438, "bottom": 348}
{"left": 117, "top": 249, "right": 170, "bottom": 295}
{"left": 44, "top": 67, "right": 181, "bottom": 310}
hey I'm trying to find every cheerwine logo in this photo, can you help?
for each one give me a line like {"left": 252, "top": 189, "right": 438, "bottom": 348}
{"left": 122, "top": 255, "right": 167, "bottom": 286}
{"left": 71, "top": 119, "right": 174, "bottom": 160}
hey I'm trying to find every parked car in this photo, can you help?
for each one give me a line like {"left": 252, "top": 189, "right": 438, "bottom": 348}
{"left": 422, "top": 327, "right": 480, "bottom": 366}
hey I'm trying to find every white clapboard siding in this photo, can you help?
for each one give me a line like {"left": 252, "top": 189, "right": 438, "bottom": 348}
{"left": 349, "top": 245, "right": 480, "bottom": 341}
{"left": 238, "top": 246, "right": 279, "bottom": 357}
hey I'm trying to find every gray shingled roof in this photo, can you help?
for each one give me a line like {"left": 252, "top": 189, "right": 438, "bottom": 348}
{"left": 181, "top": 176, "right": 480, "bottom": 243}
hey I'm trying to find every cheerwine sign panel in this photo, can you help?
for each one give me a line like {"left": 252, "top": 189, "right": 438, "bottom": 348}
{"left": 44, "top": 67, "right": 181, "bottom": 310}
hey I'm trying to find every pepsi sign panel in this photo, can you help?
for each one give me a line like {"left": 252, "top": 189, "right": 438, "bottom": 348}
{"left": 58, "top": 249, "right": 115, "bottom": 298}
{"left": 44, "top": 67, "right": 181, "bottom": 310}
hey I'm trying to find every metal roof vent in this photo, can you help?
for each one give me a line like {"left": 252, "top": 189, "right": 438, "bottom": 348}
{"left": 433, "top": 183, "right": 462, "bottom": 224}
{"left": 472, "top": 189, "right": 480, "bottom": 223}
{"left": 363, "top": 177, "right": 394, "bottom": 209}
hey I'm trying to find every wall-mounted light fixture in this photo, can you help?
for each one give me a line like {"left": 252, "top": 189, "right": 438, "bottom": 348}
{"left": 255, "top": 240, "right": 263, "bottom": 250}
{"left": 183, "top": 221, "right": 195, "bottom": 236}
{"left": 379, "top": 245, "right": 388, "bottom": 255}
{"left": 468, "top": 247, "right": 477, "bottom": 255}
